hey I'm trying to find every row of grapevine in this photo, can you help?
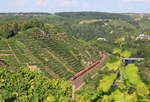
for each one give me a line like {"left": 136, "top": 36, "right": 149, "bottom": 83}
{"left": 27, "top": 28, "right": 83, "bottom": 72}
{"left": 1, "top": 27, "right": 85, "bottom": 79}
{"left": 8, "top": 40, "right": 30, "bottom": 64}
{"left": 0, "top": 55, "right": 21, "bottom": 67}
{"left": 0, "top": 40, "right": 21, "bottom": 67}
{"left": 16, "top": 33, "right": 73, "bottom": 79}
{"left": 40, "top": 39, "right": 83, "bottom": 72}
{"left": 29, "top": 48, "right": 73, "bottom": 79}
{"left": 0, "top": 40, "right": 9, "bottom": 50}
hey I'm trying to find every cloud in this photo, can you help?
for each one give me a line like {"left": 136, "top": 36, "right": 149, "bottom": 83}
{"left": 13, "top": 0, "right": 49, "bottom": 8}
{"left": 36, "top": 0, "right": 48, "bottom": 7}
{"left": 57, "top": 0, "right": 79, "bottom": 7}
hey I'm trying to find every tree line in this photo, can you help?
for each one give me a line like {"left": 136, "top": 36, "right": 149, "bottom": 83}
{"left": 0, "top": 19, "right": 44, "bottom": 39}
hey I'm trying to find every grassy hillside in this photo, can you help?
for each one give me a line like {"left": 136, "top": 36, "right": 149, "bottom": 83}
{"left": 0, "top": 21, "right": 101, "bottom": 79}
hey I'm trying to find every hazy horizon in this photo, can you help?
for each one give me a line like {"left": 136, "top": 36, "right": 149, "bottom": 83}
{"left": 1, "top": 0, "right": 150, "bottom": 13}
{"left": 0, "top": 11, "right": 150, "bottom": 14}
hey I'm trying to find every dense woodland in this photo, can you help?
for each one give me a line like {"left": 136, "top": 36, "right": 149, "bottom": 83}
{"left": 0, "top": 12, "right": 150, "bottom": 102}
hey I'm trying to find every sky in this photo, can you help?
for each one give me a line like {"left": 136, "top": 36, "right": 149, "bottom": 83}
{"left": 0, "top": 0, "right": 150, "bottom": 13}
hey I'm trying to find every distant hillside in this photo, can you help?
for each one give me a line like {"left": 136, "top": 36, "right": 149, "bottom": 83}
{"left": 54, "top": 12, "right": 150, "bottom": 41}
{"left": 55, "top": 12, "right": 132, "bottom": 20}
{"left": 1, "top": 12, "right": 150, "bottom": 41}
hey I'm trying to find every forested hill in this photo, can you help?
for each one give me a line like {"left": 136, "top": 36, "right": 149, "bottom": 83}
{"left": 1, "top": 12, "right": 149, "bottom": 41}
{"left": 0, "top": 19, "right": 101, "bottom": 79}
{"left": 54, "top": 12, "right": 150, "bottom": 41}
{"left": 55, "top": 12, "right": 132, "bottom": 20}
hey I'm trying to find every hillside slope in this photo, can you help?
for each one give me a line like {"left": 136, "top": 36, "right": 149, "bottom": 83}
{"left": 0, "top": 22, "right": 102, "bottom": 79}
